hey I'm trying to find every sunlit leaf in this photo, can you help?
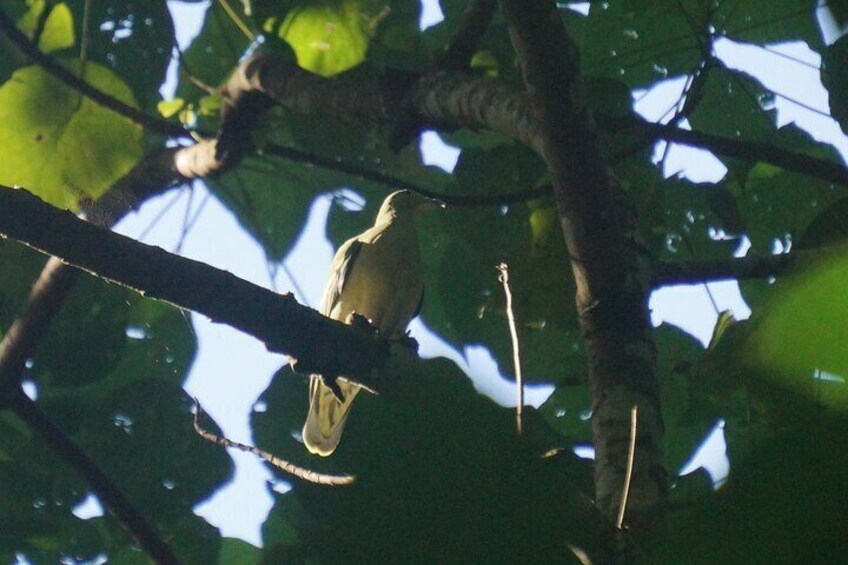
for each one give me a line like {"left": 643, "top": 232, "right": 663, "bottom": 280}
{"left": 275, "top": 0, "right": 385, "bottom": 77}
{"left": 751, "top": 248, "right": 848, "bottom": 408}
{"left": 17, "top": 1, "right": 75, "bottom": 53}
{"left": 0, "top": 61, "right": 142, "bottom": 209}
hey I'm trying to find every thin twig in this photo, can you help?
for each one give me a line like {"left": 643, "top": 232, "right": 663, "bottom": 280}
{"left": 601, "top": 114, "right": 848, "bottom": 187}
{"left": 79, "top": 0, "right": 91, "bottom": 71}
{"left": 496, "top": 263, "right": 523, "bottom": 434}
{"left": 217, "top": 0, "right": 255, "bottom": 41}
{"left": 616, "top": 405, "right": 639, "bottom": 530}
{"left": 262, "top": 143, "right": 550, "bottom": 207}
{"left": 192, "top": 400, "right": 354, "bottom": 486}
{"left": 652, "top": 250, "right": 804, "bottom": 286}
{"left": 7, "top": 390, "right": 180, "bottom": 565}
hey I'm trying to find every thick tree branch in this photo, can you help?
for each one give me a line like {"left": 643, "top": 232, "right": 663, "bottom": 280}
{"left": 0, "top": 153, "right": 190, "bottom": 561}
{"left": 6, "top": 390, "right": 180, "bottom": 565}
{"left": 499, "top": 0, "right": 665, "bottom": 536}
{"left": 0, "top": 186, "right": 393, "bottom": 386}
{"left": 5, "top": 1, "right": 843, "bottom": 192}
{"left": 229, "top": 54, "right": 848, "bottom": 189}
{"left": 0, "top": 148, "right": 187, "bottom": 393}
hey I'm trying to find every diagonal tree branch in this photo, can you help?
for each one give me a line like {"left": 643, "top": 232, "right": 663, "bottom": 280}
{"left": 0, "top": 152, "right": 191, "bottom": 562}
{"left": 0, "top": 185, "right": 394, "bottom": 386}
{"left": 5, "top": 389, "right": 180, "bottom": 565}
{"left": 652, "top": 250, "right": 817, "bottom": 287}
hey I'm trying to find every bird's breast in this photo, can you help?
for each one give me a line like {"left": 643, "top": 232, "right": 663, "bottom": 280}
{"left": 330, "top": 226, "right": 424, "bottom": 336}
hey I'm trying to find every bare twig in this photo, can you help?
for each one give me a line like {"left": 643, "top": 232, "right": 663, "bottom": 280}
{"left": 497, "top": 263, "right": 523, "bottom": 434}
{"left": 263, "top": 142, "right": 550, "bottom": 207}
{"left": 192, "top": 400, "right": 354, "bottom": 486}
{"left": 616, "top": 405, "right": 639, "bottom": 530}
{"left": 7, "top": 390, "right": 180, "bottom": 565}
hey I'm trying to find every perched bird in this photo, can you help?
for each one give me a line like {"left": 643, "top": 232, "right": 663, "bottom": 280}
{"left": 302, "top": 190, "right": 442, "bottom": 456}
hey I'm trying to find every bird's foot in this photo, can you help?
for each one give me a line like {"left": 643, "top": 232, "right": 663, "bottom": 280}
{"left": 322, "top": 376, "right": 347, "bottom": 403}
{"left": 392, "top": 331, "right": 419, "bottom": 353}
{"left": 347, "top": 312, "right": 378, "bottom": 333}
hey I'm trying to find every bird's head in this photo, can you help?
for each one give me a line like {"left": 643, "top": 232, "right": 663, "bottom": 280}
{"left": 378, "top": 190, "right": 445, "bottom": 219}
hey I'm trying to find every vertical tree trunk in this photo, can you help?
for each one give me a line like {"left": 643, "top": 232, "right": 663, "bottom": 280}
{"left": 500, "top": 0, "right": 667, "bottom": 531}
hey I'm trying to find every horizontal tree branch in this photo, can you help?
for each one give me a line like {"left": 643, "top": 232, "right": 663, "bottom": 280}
{"left": 229, "top": 53, "right": 848, "bottom": 189}
{"left": 0, "top": 185, "right": 393, "bottom": 385}
{"left": 651, "top": 248, "right": 836, "bottom": 287}
{"left": 600, "top": 115, "right": 848, "bottom": 186}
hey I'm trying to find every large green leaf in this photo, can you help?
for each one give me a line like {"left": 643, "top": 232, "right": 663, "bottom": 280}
{"left": 749, "top": 248, "right": 848, "bottom": 402}
{"left": 0, "top": 240, "right": 231, "bottom": 562}
{"left": 583, "top": 1, "right": 820, "bottom": 87}
{"left": 688, "top": 64, "right": 777, "bottom": 146}
{"left": 254, "top": 361, "right": 607, "bottom": 562}
{"left": 17, "top": 0, "right": 75, "bottom": 54}
{"left": 0, "top": 61, "right": 143, "bottom": 209}
{"left": 275, "top": 0, "right": 379, "bottom": 77}
{"left": 175, "top": 0, "right": 252, "bottom": 102}
{"left": 583, "top": 0, "right": 704, "bottom": 86}
{"left": 657, "top": 421, "right": 848, "bottom": 563}
{"left": 60, "top": 0, "right": 176, "bottom": 112}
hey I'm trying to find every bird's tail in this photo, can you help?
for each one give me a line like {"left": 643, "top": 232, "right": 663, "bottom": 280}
{"left": 302, "top": 376, "right": 361, "bottom": 456}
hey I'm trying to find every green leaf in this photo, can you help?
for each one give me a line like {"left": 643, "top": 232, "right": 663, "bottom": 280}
{"left": 750, "top": 249, "right": 848, "bottom": 405}
{"left": 63, "top": 0, "right": 176, "bottom": 112}
{"left": 254, "top": 361, "right": 606, "bottom": 562}
{"left": 218, "top": 537, "right": 262, "bottom": 565}
{"left": 17, "top": 1, "right": 75, "bottom": 54}
{"left": 654, "top": 323, "right": 715, "bottom": 472}
{"left": 583, "top": 0, "right": 703, "bottom": 86}
{"left": 275, "top": 0, "right": 382, "bottom": 77}
{"left": 157, "top": 98, "right": 185, "bottom": 118}
{"left": 205, "top": 155, "right": 324, "bottom": 261}
{"left": 822, "top": 35, "right": 848, "bottom": 135}
{"left": 714, "top": 0, "right": 822, "bottom": 49}
{"left": 728, "top": 128, "right": 842, "bottom": 257}
{"left": 176, "top": 1, "right": 252, "bottom": 101}
{"left": 583, "top": 1, "right": 821, "bottom": 87}
{"left": 688, "top": 64, "right": 776, "bottom": 145}
{"left": 658, "top": 423, "right": 848, "bottom": 563}
{"left": 0, "top": 61, "right": 143, "bottom": 209}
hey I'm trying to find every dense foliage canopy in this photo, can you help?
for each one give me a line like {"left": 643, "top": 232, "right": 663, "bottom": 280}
{"left": 0, "top": 0, "right": 846, "bottom": 563}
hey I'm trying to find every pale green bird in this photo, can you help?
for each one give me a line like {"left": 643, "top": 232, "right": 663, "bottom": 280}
{"left": 303, "top": 190, "right": 442, "bottom": 456}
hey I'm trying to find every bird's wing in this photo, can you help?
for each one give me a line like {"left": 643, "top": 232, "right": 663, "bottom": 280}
{"left": 305, "top": 234, "right": 369, "bottom": 456}
{"left": 319, "top": 238, "right": 363, "bottom": 317}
